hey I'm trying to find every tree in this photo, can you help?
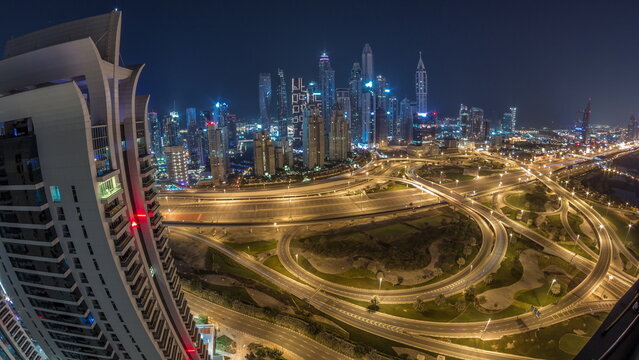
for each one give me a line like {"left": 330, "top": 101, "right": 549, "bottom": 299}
{"left": 434, "top": 294, "right": 447, "bottom": 307}
{"left": 368, "top": 296, "right": 379, "bottom": 312}
{"left": 456, "top": 257, "right": 466, "bottom": 268}
{"left": 455, "top": 298, "right": 466, "bottom": 313}
{"left": 463, "top": 245, "right": 472, "bottom": 256}
{"left": 413, "top": 298, "right": 427, "bottom": 312}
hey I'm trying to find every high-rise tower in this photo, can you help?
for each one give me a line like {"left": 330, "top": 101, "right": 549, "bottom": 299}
{"left": 349, "top": 63, "right": 363, "bottom": 143}
{"left": 303, "top": 108, "right": 325, "bottom": 169}
{"left": 258, "top": 73, "right": 272, "bottom": 128}
{"left": 329, "top": 104, "right": 350, "bottom": 161}
{"left": 0, "top": 12, "right": 209, "bottom": 360}
{"left": 276, "top": 68, "right": 289, "bottom": 139}
{"left": 319, "top": 52, "right": 336, "bottom": 120}
{"left": 415, "top": 51, "right": 427, "bottom": 114}
{"left": 253, "top": 130, "right": 276, "bottom": 176}
{"left": 361, "top": 43, "right": 374, "bottom": 83}
{"left": 577, "top": 99, "right": 592, "bottom": 144}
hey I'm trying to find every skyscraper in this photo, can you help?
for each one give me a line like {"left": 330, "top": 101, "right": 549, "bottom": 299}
{"left": 375, "top": 107, "right": 389, "bottom": 145}
{"left": 303, "top": 108, "right": 325, "bottom": 169}
{"left": 336, "top": 88, "right": 352, "bottom": 122}
{"left": 501, "top": 107, "right": 517, "bottom": 133}
{"left": 0, "top": 12, "right": 209, "bottom": 360}
{"left": 319, "top": 52, "right": 336, "bottom": 121}
{"left": 459, "top": 104, "right": 471, "bottom": 139}
{"left": 0, "top": 295, "right": 44, "bottom": 359}
{"left": 290, "top": 77, "right": 309, "bottom": 147}
{"left": 361, "top": 81, "right": 376, "bottom": 144}
{"left": 275, "top": 68, "right": 289, "bottom": 139}
{"left": 577, "top": 99, "right": 592, "bottom": 144}
{"left": 629, "top": 114, "right": 638, "bottom": 140}
{"left": 470, "top": 107, "right": 485, "bottom": 140}
{"left": 258, "top": 73, "right": 272, "bottom": 128}
{"left": 361, "top": 43, "right": 374, "bottom": 83}
{"left": 415, "top": 52, "right": 427, "bottom": 114}
{"left": 208, "top": 121, "right": 228, "bottom": 184}
{"left": 186, "top": 107, "right": 197, "bottom": 129}
{"left": 164, "top": 145, "right": 190, "bottom": 185}
{"left": 399, "top": 98, "right": 414, "bottom": 141}
{"left": 329, "top": 104, "right": 350, "bottom": 161}
{"left": 349, "top": 63, "right": 363, "bottom": 143}
{"left": 253, "top": 130, "right": 276, "bottom": 176}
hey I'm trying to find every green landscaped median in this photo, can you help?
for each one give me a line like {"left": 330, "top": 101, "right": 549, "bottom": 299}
{"left": 450, "top": 312, "right": 607, "bottom": 360}
{"left": 223, "top": 240, "right": 277, "bottom": 256}
{"left": 263, "top": 255, "right": 296, "bottom": 279}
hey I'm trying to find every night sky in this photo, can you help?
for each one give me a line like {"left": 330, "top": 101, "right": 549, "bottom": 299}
{"left": 2, "top": 0, "right": 638, "bottom": 128}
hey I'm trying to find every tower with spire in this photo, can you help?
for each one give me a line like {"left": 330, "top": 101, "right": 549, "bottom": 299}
{"left": 319, "top": 51, "right": 336, "bottom": 154}
{"left": 361, "top": 43, "right": 374, "bottom": 83}
{"left": 415, "top": 51, "right": 427, "bottom": 114}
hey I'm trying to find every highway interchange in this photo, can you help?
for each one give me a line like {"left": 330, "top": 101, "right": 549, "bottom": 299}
{"left": 164, "top": 147, "right": 639, "bottom": 359}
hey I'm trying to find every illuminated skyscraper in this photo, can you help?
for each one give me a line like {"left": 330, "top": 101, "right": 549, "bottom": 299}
{"left": 361, "top": 43, "right": 374, "bottom": 83}
{"left": 329, "top": 104, "right": 350, "bottom": 161}
{"left": 336, "top": 88, "right": 351, "bottom": 122}
{"left": 349, "top": 63, "right": 362, "bottom": 143}
{"left": 459, "top": 104, "right": 471, "bottom": 139}
{"left": 375, "top": 107, "right": 389, "bottom": 145}
{"left": 361, "top": 81, "right": 376, "bottom": 144}
{"left": 0, "top": 11, "right": 209, "bottom": 359}
{"left": 470, "top": 107, "right": 485, "bottom": 140}
{"left": 501, "top": 107, "right": 517, "bottom": 133}
{"left": 258, "top": 73, "right": 272, "bottom": 128}
{"left": 276, "top": 68, "right": 289, "bottom": 139}
{"left": 577, "top": 99, "right": 592, "bottom": 144}
{"left": 629, "top": 114, "right": 638, "bottom": 140}
{"left": 290, "top": 77, "right": 309, "bottom": 147}
{"left": 186, "top": 107, "right": 197, "bottom": 129}
{"left": 208, "top": 121, "right": 228, "bottom": 183}
{"left": 164, "top": 145, "right": 189, "bottom": 185}
{"left": 253, "top": 130, "right": 276, "bottom": 176}
{"left": 399, "top": 98, "right": 414, "bottom": 141}
{"left": 415, "top": 51, "right": 427, "bottom": 114}
{"left": 0, "top": 295, "right": 44, "bottom": 359}
{"left": 303, "top": 108, "right": 325, "bottom": 169}
{"left": 319, "top": 52, "right": 336, "bottom": 120}
{"left": 319, "top": 52, "right": 335, "bottom": 155}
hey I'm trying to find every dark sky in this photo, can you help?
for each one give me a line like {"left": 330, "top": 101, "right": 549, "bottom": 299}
{"left": 2, "top": 0, "right": 639, "bottom": 128}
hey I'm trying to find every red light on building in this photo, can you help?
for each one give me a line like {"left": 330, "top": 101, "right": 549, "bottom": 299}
{"left": 131, "top": 221, "right": 138, "bottom": 228}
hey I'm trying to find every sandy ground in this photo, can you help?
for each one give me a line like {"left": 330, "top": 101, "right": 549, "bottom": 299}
{"left": 478, "top": 249, "right": 545, "bottom": 311}
{"left": 246, "top": 288, "right": 289, "bottom": 311}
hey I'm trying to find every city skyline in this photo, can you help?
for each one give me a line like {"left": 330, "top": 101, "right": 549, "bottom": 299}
{"left": 3, "top": 0, "right": 639, "bottom": 128}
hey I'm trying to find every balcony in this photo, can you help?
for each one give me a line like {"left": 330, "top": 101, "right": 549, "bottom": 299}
{"left": 140, "top": 163, "right": 155, "bottom": 177}
{"left": 109, "top": 218, "right": 128, "bottom": 237}
{"left": 147, "top": 201, "right": 160, "bottom": 214}
{"left": 142, "top": 176, "right": 155, "bottom": 190}
{"left": 104, "top": 201, "right": 125, "bottom": 219}
{"left": 119, "top": 249, "right": 137, "bottom": 269}
{"left": 113, "top": 233, "right": 133, "bottom": 254}
{"left": 144, "top": 189, "right": 157, "bottom": 203}
{"left": 152, "top": 224, "right": 166, "bottom": 238}
{"left": 150, "top": 214, "right": 162, "bottom": 228}
{"left": 156, "top": 235, "right": 168, "bottom": 249}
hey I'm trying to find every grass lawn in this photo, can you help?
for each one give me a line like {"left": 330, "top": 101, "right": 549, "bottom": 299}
{"left": 450, "top": 312, "right": 606, "bottom": 360}
{"left": 558, "top": 333, "right": 590, "bottom": 355}
{"left": 365, "top": 181, "right": 412, "bottom": 194}
{"left": 593, "top": 205, "right": 639, "bottom": 256}
{"left": 297, "top": 255, "right": 410, "bottom": 290}
{"left": 446, "top": 173, "right": 475, "bottom": 182}
{"left": 505, "top": 193, "right": 538, "bottom": 211}
{"left": 263, "top": 255, "right": 296, "bottom": 279}
{"left": 223, "top": 240, "right": 277, "bottom": 256}
{"left": 515, "top": 281, "right": 565, "bottom": 307}
{"left": 567, "top": 212, "right": 599, "bottom": 253}
{"left": 364, "top": 222, "right": 419, "bottom": 242}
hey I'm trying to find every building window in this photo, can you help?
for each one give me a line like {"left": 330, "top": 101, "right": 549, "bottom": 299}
{"left": 50, "top": 186, "right": 62, "bottom": 202}
{"left": 87, "top": 243, "right": 94, "bottom": 255}
{"left": 71, "top": 186, "right": 78, "bottom": 202}
{"left": 56, "top": 207, "right": 65, "bottom": 220}
{"left": 68, "top": 242, "right": 76, "bottom": 254}
{"left": 62, "top": 225, "right": 71, "bottom": 238}
{"left": 81, "top": 225, "right": 88, "bottom": 238}
{"left": 73, "top": 258, "right": 82, "bottom": 269}
{"left": 76, "top": 207, "right": 83, "bottom": 221}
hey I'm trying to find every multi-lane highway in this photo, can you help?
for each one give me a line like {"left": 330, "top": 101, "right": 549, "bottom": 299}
{"left": 166, "top": 147, "right": 639, "bottom": 359}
